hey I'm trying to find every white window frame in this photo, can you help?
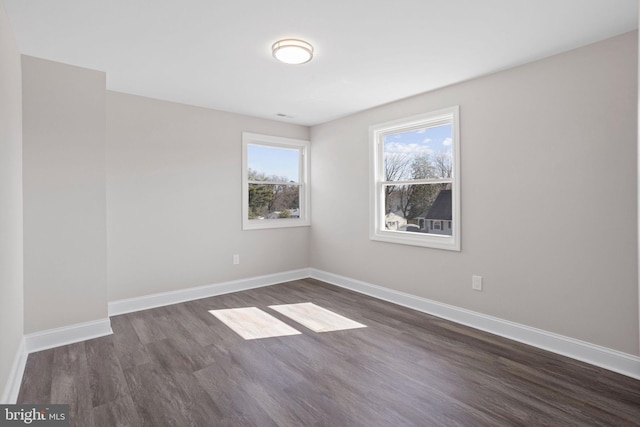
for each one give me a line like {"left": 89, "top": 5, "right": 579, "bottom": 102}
{"left": 242, "top": 132, "right": 310, "bottom": 230}
{"left": 369, "top": 106, "right": 460, "bottom": 251}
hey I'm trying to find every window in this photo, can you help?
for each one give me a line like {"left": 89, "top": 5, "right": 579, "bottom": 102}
{"left": 242, "top": 132, "right": 310, "bottom": 230}
{"left": 370, "top": 106, "right": 460, "bottom": 250}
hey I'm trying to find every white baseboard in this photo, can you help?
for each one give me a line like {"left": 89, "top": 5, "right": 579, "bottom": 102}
{"left": 108, "top": 268, "right": 311, "bottom": 316}
{"left": 309, "top": 268, "right": 640, "bottom": 380}
{"left": 9, "top": 267, "right": 638, "bottom": 396}
{"left": 24, "top": 318, "right": 113, "bottom": 354}
{"left": 1, "top": 337, "right": 26, "bottom": 404}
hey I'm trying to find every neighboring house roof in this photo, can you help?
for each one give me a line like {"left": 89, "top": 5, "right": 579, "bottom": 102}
{"left": 425, "top": 190, "right": 452, "bottom": 220}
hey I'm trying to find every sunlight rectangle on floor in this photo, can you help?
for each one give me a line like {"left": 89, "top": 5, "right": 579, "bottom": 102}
{"left": 209, "top": 307, "right": 301, "bottom": 340}
{"left": 269, "top": 302, "right": 366, "bottom": 332}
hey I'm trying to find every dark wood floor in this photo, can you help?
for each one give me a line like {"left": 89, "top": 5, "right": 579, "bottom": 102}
{"left": 17, "top": 279, "right": 640, "bottom": 426}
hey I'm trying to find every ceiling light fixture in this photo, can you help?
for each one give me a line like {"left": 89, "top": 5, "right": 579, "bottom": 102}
{"left": 272, "top": 39, "right": 314, "bottom": 65}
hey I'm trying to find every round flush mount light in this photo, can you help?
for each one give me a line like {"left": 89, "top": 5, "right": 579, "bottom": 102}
{"left": 272, "top": 39, "right": 314, "bottom": 65}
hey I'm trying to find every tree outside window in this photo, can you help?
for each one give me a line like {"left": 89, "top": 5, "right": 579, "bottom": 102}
{"left": 242, "top": 133, "right": 310, "bottom": 230}
{"left": 370, "top": 107, "right": 460, "bottom": 250}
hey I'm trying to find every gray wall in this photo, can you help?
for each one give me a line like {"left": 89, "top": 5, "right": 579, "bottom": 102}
{"left": 6, "top": 23, "right": 638, "bottom": 384}
{"left": 0, "top": 2, "right": 24, "bottom": 402}
{"left": 310, "top": 32, "right": 639, "bottom": 355}
{"left": 106, "top": 92, "right": 310, "bottom": 301}
{"left": 22, "top": 56, "right": 108, "bottom": 333}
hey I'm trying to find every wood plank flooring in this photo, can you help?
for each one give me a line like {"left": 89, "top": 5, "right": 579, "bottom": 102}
{"left": 17, "top": 279, "right": 640, "bottom": 426}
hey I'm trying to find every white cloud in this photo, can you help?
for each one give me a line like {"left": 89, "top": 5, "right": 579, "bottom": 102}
{"left": 384, "top": 142, "right": 432, "bottom": 155}
{"left": 442, "top": 138, "right": 452, "bottom": 146}
{"left": 422, "top": 138, "right": 432, "bottom": 144}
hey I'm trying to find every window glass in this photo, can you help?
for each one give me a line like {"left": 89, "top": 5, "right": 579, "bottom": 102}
{"left": 247, "top": 144, "right": 299, "bottom": 182}
{"left": 242, "top": 133, "right": 310, "bottom": 230}
{"left": 370, "top": 106, "right": 460, "bottom": 250}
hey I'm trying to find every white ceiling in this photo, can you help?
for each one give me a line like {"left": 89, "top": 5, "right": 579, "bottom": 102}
{"left": 2, "top": 0, "right": 638, "bottom": 126}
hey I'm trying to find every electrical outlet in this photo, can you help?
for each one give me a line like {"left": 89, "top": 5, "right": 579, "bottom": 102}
{"left": 472, "top": 275, "right": 482, "bottom": 291}
{"left": 233, "top": 254, "right": 240, "bottom": 265}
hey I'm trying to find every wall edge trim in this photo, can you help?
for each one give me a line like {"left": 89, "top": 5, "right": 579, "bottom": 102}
{"left": 1, "top": 337, "right": 26, "bottom": 404}
{"left": 308, "top": 268, "right": 640, "bottom": 380}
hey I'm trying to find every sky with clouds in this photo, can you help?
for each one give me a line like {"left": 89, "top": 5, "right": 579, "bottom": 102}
{"left": 248, "top": 123, "right": 453, "bottom": 183}
{"left": 384, "top": 123, "right": 452, "bottom": 157}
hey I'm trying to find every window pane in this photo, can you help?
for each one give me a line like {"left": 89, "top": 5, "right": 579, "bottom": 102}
{"left": 383, "top": 124, "right": 453, "bottom": 181}
{"left": 384, "top": 183, "right": 452, "bottom": 234}
{"left": 248, "top": 183, "right": 300, "bottom": 220}
{"left": 247, "top": 144, "right": 299, "bottom": 182}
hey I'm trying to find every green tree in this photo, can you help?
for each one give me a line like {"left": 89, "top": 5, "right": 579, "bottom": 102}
{"left": 248, "top": 183, "right": 273, "bottom": 218}
{"left": 248, "top": 169, "right": 300, "bottom": 218}
{"left": 248, "top": 168, "right": 274, "bottom": 218}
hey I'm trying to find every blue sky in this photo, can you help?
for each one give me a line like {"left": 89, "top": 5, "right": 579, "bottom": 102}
{"left": 247, "top": 144, "right": 299, "bottom": 181}
{"left": 384, "top": 124, "right": 452, "bottom": 156}
{"left": 248, "top": 124, "right": 452, "bottom": 182}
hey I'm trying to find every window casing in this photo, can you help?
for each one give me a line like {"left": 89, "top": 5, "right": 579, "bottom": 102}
{"left": 242, "top": 132, "right": 310, "bottom": 230}
{"left": 369, "top": 106, "right": 460, "bottom": 250}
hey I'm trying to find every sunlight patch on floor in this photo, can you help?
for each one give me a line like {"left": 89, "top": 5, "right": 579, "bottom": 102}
{"left": 269, "top": 302, "right": 366, "bottom": 332}
{"left": 209, "top": 307, "right": 301, "bottom": 340}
